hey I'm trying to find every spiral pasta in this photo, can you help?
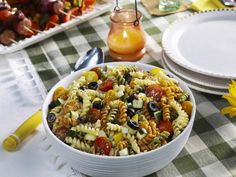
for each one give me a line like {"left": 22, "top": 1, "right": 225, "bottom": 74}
{"left": 52, "top": 116, "right": 72, "bottom": 132}
{"left": 125, "top": 85, "right": 135, "bottom": 96}
{"left": 85, "top": 89, "right": 105, "bottom": 99}
{"left": 75, "top": 124, "right": 99, "bottom": 136}
{"left": 50, "top": 105, "right": 62, "bottom": 115}
{"left": 162, "top": 105, "right": 171, "bottom": 121}
{"left": 139, "top": 122, "right": 156, "bottom": 145}
{"left": 170, "top": 100, "right": 189, "bottom": 138}
{"left": 106, "top": 123, "right": 122, "bottom": 132}
{"left": 148, "top": 131, "right": 170, "bottom": 150}
{"left": 67, "top": 76, "right": 86, "bottom": 100}
{"left": 117, "top": 101, "right": 127, "bottom": 125}
{"left": 101, "top": 105, "right": 110, "bottom": 130}
{"left": 77, "top": 90, "right": 91, "bottom": 116}
{"left": 126, "top": 134, "right": 141, "bottom": 154}
{"left": 130, "top": 71, "right": 144, "bottom": 79}
{"left": 116, "top": 73, "right": 126, "bottom": 85}
{"left": 117, "top": 140, "right": 128, "bottom": 150}
{"left": 156, "top": 71, "right": 178, "bottom": 86}
{"left": 65, "top": 137, "right": 93, "bottom": 153}
{"left": 142, "top": 102, "right": 152, "bottom": 120}
{"left": 138, "top": 140, "right": 149, "bottom": 152}
{"left": 107, "top": 107, "right": 119, "bottom": 123}
{"left": 178, "top": 91, "right": 189, "bottom": 103}
{"left": 133, "top": 78, "right": 157, "bottom": 87}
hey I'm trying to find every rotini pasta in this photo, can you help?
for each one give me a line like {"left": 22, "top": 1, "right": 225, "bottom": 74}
{"left": 116, "top": 72, "right": 126, "bottom": 85}
{"left": 162, "top": 105, "right": 171, "bottom": 121}
{"left": 65, "top": 137, "right": 93, "bottom": 153}
{"left": 117, "top": 101, "right": 127, "bottom": 125}
{"left": 148, "top": 131, "right": 170, "bottom": 150}
{"left": 100, "top": 105, "right": 110, "bottom": 130}
{"left": 47, "top": 65, "right": 193, "bottom": 156}
{"left": 77, "top": 90, "right": 91, "bottom": 116}
{"left": 117, "top": 140, "right": 128, "bottom": 150}
{"left": 126, "top": 134, "right": 141, "bottom": 154}
{"left": 142, "top": 102, "right": 152, "bottom": 120}
{"left": 106, "top": 123, "right": 122, "bottom": 132}
{"left": 107, "top": 107, "right": 119, "bottom": 123}
{"left": 170, "top": 100, "right": 189, "bottom": 138}
{"left": 75, "top": 124, "right": 99, "bottom": 136}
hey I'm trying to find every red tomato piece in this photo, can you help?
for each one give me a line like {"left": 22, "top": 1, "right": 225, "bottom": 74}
{"left": 87, "top": 108, "right": 101, "bottom": 123}
{"left": 158, "top": 120, "right": 173, "bottom": 134}
{"left": 95, "top": 137, "right": 112, "bottom": 155}
{"left": 99, "top": 79, "right": 114, "bottom": 92}
{"left": 0, "top": 10, "right": 11, "bottom": 21}
{"left": 45, "top": 15, "right": 60, "bottom": 30}
{"left": 63, "top": 7, "right": 82, "bottom": 23}
{"left": 145, "top": 84, "right": 164, "bottom": 101}
{"left": 84, "top": 0, "right": 96, "bottom": 7}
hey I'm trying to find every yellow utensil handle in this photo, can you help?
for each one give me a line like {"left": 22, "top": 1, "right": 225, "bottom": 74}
{"left": 2, "top": 110, "right": 42, "bottom": 152}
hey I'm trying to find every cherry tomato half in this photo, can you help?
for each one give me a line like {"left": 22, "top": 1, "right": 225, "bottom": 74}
{"left": 99, "top": 79, "right": 114, "bottom": 92}
{"left": 84, "top": 0, "right": 96, "bottom": 7}
{"left": 0, "top": 10, "right": 11, "bottom": 21}
{"left": 145, "top": 84, "right": 164, "bottom": 101}
{"left": 158, "top": 120, "right": 173, "bottom": 134}
{"left": 87, "top": 108, "right": 101, "bottom": 123}
{"left": 95, "top": 137, "right": 112, "bottom": 155}
{"left": 181, "top": 101, "right": 193, "bottom": 117}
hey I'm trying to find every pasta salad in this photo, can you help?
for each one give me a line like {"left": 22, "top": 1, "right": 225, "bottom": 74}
{"left": 46, "top": 65, "right": 193, "bottom": 156}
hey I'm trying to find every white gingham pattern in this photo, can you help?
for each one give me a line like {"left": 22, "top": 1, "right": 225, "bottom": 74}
{"left": 2, "top": 1, "right": 235, "bottom": 176}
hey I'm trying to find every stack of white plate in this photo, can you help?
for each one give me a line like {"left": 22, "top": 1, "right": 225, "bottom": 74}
{"left": 161, "top": 10, "right": 236, "bottom": 95}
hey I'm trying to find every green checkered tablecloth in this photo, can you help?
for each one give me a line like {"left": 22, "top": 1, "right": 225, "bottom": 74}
{"left": 23, "top": 1, "right": 236, "bottom": 177}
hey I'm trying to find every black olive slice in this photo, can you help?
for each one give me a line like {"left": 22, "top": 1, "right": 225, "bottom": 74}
{"left": 88, "top": 82, "right": 98, "bottom": 90}
{"left": 148, "top": 101, "right": 158, "bottom": 112}
{"left": 47, "top": 113, "right": 56, "bottom": 123}
{"left": 93, "top": 101, "right": 104, "bottom": 109}
{"left": 127, "top": 108, "right": 136, "bottom": 118}
{"left": 127, "top": 94, "right": 136, "bottom": 103}
{"left": 127, "top": 120, "right": 139, "bottom": 130}
{"left": 123, "top": 73, "right": 132, "bottom": 83}
{"left": 48, "top": 101, "right": 56, "bottom": 109}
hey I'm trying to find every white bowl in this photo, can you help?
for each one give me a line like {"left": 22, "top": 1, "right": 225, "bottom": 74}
{"left": 42, "top": 62, "right": 196, "bottom": 177}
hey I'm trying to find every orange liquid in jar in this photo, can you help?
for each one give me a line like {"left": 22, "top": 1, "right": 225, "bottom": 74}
{"left": 107, "top": 9, "right": 146, "bottom": 61}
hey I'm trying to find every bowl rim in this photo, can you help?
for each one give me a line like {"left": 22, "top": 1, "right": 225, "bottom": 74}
{"left": 42, "top": 61, "right": 196, "bottom": 159}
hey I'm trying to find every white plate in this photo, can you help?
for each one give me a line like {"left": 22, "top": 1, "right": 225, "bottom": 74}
{"left": 0, "top": 2, "right": 113, "bottom": 54}
{"left": 162, "top": 51, "right": 230, "bottom": 90}
{"left": 161, "top": 56, "right": 228, "bottom": 95}
{"left": 162, "top": 10, "right": 236, "bottom": 79}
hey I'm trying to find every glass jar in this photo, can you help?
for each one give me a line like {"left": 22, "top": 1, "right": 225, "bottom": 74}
{"left": 107, "top": 9, "right": 146, "bottom": 61}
